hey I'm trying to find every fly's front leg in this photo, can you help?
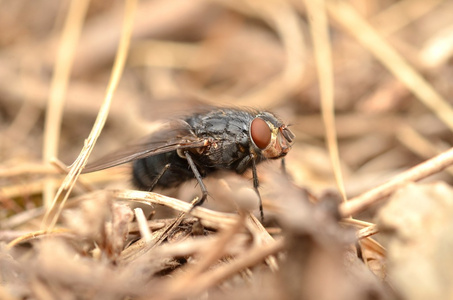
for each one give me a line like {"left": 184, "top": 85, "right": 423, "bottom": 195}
{"left": 184, "top": 151, "right": 208, "bottom": 207}
{"left": 281, "top": 158, "right": 287, "bottom": 175}
{"left": 281, "top": 158, "right": 294, "bottom": 181}
{"left": 251, "top": 155, "right": 264, "bottom": 223}
{"left": 236, "top": 154, "right": 264, "bottom": 222}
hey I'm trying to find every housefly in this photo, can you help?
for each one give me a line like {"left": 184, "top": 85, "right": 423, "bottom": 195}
{"left": 83, "top": 107, "right": 295, "bottom": 221}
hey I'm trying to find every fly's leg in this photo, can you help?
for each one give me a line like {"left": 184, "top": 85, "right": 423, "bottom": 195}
{"left": 281, "top": 158, "right": 287, "bottom": 175}
{"left": 251, "top": 156, "right": 264, "bottom": 222}
{"left": 236, "top": 154, "right": 264, "bottom": 222}
{"left": 184, "top": 151, "right": 208, "bottom": 207}
{"left": 148, "top": 163, "right": 171, "bottom": 191}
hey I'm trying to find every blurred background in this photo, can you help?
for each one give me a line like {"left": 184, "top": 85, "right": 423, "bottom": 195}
{"left": 2, "top": 1, "right": 453, "bottom": 299}
{"left": 1, "top": 0, "right": 453, "bottom": 216}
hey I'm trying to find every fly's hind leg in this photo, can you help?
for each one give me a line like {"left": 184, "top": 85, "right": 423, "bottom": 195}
{"left": 184, "top": 151, "right": 208, "bottom": 209}
{"left": 147, "top": 163, "right": 171, "bottom": 191}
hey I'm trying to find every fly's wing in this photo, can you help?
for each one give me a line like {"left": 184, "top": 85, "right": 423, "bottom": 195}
{"left": 82, "top": 120, "right": 208, "bottom": 173}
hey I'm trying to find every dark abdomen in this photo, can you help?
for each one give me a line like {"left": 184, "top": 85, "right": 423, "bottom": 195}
{"left": 132, "top": 151, "right": 196, "bottom": 190}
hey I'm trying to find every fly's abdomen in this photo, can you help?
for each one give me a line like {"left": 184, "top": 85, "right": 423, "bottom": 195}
{"left": 132, "top": 151, "right": 195, "bottom": 190}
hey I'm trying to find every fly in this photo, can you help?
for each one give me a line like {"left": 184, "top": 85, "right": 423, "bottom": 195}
{"left": 83, "top": 107, "right": 295, "bottom": 221}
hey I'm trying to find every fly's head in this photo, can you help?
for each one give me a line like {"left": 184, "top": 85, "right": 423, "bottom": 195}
{"left": 249, "top": 112, "right": 295, "bottom": 159}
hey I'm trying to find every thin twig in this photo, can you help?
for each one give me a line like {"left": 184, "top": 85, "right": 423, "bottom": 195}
{"left": 163, "top": 238, "right": 285, "bottom": 299}
{"left": 357, "top": 225, "right": 379, "bottom": 239}
{"left": 340, "top": 147, "right": 453, "bottom": 217}
{"left": 246, "top": 213, "right": 279, "bottom": 272}
{"left": 113, "top": 189, "right": 238, "bottom": 229}
{"left": 6, "top": 228, "right": 72, "bottom": 249}
{"left": 134, "top": 208, "right": 152, "bottom": 243}
{"left": 162, "top": 214, "right": 247, "bottom": 299}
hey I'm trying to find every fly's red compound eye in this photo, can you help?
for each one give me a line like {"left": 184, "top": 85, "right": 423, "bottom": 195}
{"left": 251, "top": 118, "right": 271, "bottom": 149}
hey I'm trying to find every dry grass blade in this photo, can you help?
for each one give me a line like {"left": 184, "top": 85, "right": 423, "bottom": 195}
{"left": 341, "top": 147, "right": 453, "bottom": 217}
{"left": 357, "top": 224, "right": 379, "bottom": 239}
{"left": 160, "top": 238, "right": 285, "bottom": 300}
{"left": 41, "top": 0, "right": 138, "bottom": 230}
{"left": 245, "top": 213, "right": 279, "bottom": 271}
{"left": 370, "top": 0, "right": 444, "bottom": 36}
{"left": 42, "top": 0, "right": 90, "bottom": 207}
{"left": 0, "top": 164, "right": 57, "bottom": 178}
{"left": 113, "top": 190, "right": 238, "bottom": 229}
{"left": 396, "top": 125, "right": 453, "bottom": 176}
{"left": 305, "top": 0, "right": 347, "bottom": 203}
{"left": 327, "top": 0, "right": 453, "bottom": 131}
{"left": 6, "top": 228, "right": 71, "bottom": 249}
{"left": 162, "top": 214, "right": 246, "bottom": 299}
{"left": 134, "top": 207, "right": 152, "bottom": 243}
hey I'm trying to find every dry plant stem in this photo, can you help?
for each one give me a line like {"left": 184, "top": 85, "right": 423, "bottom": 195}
{"left": 370, "top": 0, "right": 443, "bottom": 37}
{"left": 50, "top": 158, "right": 95, "bottom": 192}
{"left": 1, "top": 179, "right": 63, "bottom": 199}
{"left": 114, "top": 190, "right": 238, "bottom": 228}
{"left": 357, "top": 224, "right": 379, "bottom": 239}
{"left": 164, "top": 238, "right": 286, "bottom": 299}
{"left": 397, "top": 125, "right": 453, "bottom": 177}
{"left": 41, "top": 0, "right": 137, "bottom": 230}
{"left": 151, "top": 210, "right": 187, "bottom": 248}
{"left": 164, "top": 214, "right": 246, "bottom": 299}
{"left": 341, "top": 218, "right": 375, "bottom": 228}
{"left": 246, "top": 213, "right": 278, "bottom": 272}
{"left": 4, "top": 190, "right": 112, "bottom": 229}
{"left": 327, "top": 0, "right": 453, "bottom": 131}
{"left": 0, "top": 163, "right": 58, "bottom": 177}
{"left": 420, "top": 23, "right": 453, "bottom": 68}
{"left": 340, "top": 147, "right": 453, "bottom": 217}
{"left": 128, "top": 219, "right": 169, "bottom": 233}
{"left": 42, "top": 0, "right": 90, "bottom": 207}
{"left": 5, "top": 97, "right": 41, "bottom": 146}
{"left": 3, "top": 189, "right": 232, "bottom": 230}
{"left": 6, "top": 228, "right": 71, "bottom": 249}
{"left": 360, "top": 236, "right": 386, "bottom": 257}
{"left": 134, "top": 208, "right": 152, "bottom": 243}
{"left": 305, "top": 0, "right": 347, "bottom": 203}
{"left": 2, "top": 206, "right": 46, "bottom": 229}
{"left": 0, "top": 170, "right": 122, "bottom": 199}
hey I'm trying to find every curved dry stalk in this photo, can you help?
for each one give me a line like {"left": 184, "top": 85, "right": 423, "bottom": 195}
{"left": 113, "top": 189, "right": 238, "bottom": 229}
{"left": 6, "top": 228, "right": 72, "bottom": 249}
{"left": 340, "top": 147, "right": 453, "bottom": 217}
